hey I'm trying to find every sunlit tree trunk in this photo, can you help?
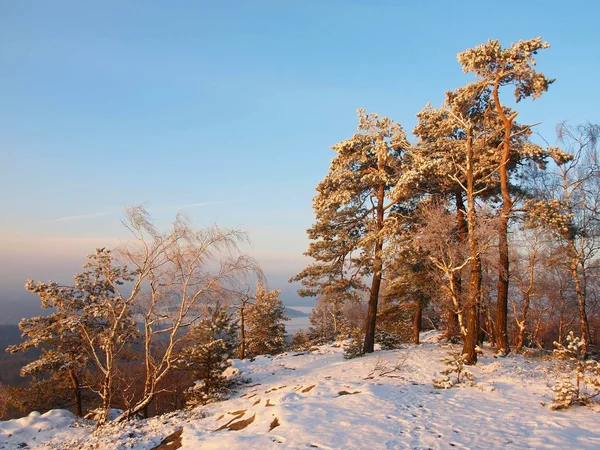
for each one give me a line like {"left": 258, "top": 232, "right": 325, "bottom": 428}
{"left": 364, "top": 184, "right": 385, "bottom": 353}
{"left": 493, "top": 82, "right": 514, "bottom": 356}
{"left": 413, "top": 302, "right": 423, "bottom": 344}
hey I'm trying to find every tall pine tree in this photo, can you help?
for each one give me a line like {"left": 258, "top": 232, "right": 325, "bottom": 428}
{"left": 457, "top": 38, "right": 553, "bottom": 355}
{"left": 292, "top": 109, "right": 410, "bottom": 353}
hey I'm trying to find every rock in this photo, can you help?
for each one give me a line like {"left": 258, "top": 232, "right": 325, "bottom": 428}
{"left": 150, "top": 428, "right": 183, "bottom": 450}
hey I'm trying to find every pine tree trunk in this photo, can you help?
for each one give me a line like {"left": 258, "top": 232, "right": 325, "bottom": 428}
{"left": 463, "top": 255, "right": 481, "bottom": 365}
{"left": 496, "top": 210, "right": 511, "bottom": 355}
{"left": 68, "top": 369, "right": 82, "bottom": 417}
{"left": 494, "top": 83, "right": 512, "bottom": 356}
{"left": 363, "top": 184, "right": 385, "bottom": 354}
{"left": 461, "top": 132, "right": 481, "bottom": 365}
{"left": 445, "top": 305, "right": 460, "bottom": 341}
{"left": 363, "top": 240, "right": 383, "bottom": 353}
{"left": 413, "top": 302, "right": 422, "bottom": 344}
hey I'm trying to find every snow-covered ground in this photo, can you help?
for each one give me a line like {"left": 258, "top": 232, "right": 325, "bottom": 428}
{"left": 1, "top": 332, "right": 598, "bottom": 449}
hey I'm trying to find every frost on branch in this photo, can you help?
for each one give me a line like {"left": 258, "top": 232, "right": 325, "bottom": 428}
{"left": 457, "top": 37, "right": 553, "bottom": 102}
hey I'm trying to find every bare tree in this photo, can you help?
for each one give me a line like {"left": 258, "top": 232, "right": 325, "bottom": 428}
{"left": 510, "top": 227, "right": 544, "bottom": 352}
{"left": 528, "top": 123, "right": 600, "bottom": 356}
{"left": 414, "top": 203, "right": 471, "bottom": 339}
{"left": 112, "top": 206, "right": 259, "bottom": 421}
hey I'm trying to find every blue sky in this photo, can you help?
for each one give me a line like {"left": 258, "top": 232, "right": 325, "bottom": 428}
{"left": 1, "top": 0, "right": 599, "bottom": 322}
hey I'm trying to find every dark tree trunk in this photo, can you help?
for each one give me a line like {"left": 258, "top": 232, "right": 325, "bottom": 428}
{"left": 413, "top": 302, "right": 423, "bottom": 344}
{"left": 493, "top": 84, "right": 512, "bottom": 356}
{"left": 445, "top": 306, "right": 461, "bottom": 341}
{"left": 481, "top": 299, "right": 495, "bottom": 346}
{"left": 363, "top": 184, "right": 385, "bottom": 354}
{"left": 463, "top": 255, "right": 481, "bottom": 365}
{"left": 363, "top": 239, "right": 383, "bottom": 353}
{"left": 496, "top": 211, "right": 511, "bottom": 355}
{"left": 68, "top": 369, "right": 82, "bottom": 417}
{"left": 462, "top": 133, "right": 481, "bottom": 365}
{"left": 239, "top": 307, "right": 246, "bottom": 359}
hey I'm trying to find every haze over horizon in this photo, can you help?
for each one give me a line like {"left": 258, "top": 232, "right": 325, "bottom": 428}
{"left": 2, "top": 0, "right": 599, "bottom": 323}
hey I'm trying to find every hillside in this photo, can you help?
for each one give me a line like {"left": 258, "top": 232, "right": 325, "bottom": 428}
{"left": 1, "top": 333, "right": 598, "bottom": 449}
{"left": 283, "top": 307, "right": 310, "bottom": 319}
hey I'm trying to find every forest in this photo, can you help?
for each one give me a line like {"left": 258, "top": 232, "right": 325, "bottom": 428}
{"left": 2, "top": 37, "right": 599, "bottom": 426}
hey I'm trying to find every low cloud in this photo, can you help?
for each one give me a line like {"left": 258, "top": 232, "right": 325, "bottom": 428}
{"left": 175, "top": 200, "right": 246, "bottom": 209}
{"left": 47, "top": 211, "right": 115, "bottom": 224}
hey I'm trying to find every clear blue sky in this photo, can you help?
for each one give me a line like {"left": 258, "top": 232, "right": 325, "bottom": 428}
{"left": 1, "top": 0, "right": 598, "bottom": 322}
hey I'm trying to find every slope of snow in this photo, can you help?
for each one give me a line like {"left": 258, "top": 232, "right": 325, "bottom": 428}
{"left": 2, "top": 333, "right": 598, "bottom": 449}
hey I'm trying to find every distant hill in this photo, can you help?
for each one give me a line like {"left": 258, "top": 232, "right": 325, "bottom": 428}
{"left": 284, "top": 307, "right": 310, "bottom": 318}
{"left": 0, "top": 324, "right": 22, "bottom": 348}
{"left": 0, "top": 324, "right": 36, "bottom": 386}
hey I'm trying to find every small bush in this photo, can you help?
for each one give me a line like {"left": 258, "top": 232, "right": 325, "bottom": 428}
{"left": 433, "top": 346, "right": 474, "bottom": 389}
{"left": 375, "top": 330, "right": 403, "bottom": 350}
{"left": 550, "top": 332, "right": 600, "bottom": 410}
{"left": 344, "top": 328, "right": 365, "bottom": 359}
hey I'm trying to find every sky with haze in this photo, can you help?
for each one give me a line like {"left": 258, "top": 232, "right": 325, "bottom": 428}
{"left": 1, "top": 0, "right": 599, "bottom": 323}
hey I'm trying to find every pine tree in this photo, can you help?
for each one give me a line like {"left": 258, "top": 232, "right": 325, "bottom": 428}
{"left": 292, "top": 109, "right": 410, "bottom": 353}
{"left": 458, "top": 38, "right": 553, "bottom": 355}
{"left": 245, "top": 283, "right": 288, "bottom": 357}
{"left": 11, "top": 249, "right": 139, "bottom": 421}
{"left": 413, "top": 85, "right": 491, "bottom": 364}
{"left": 6, "top": 313, "right": 88, "bottom": 417}
{"left": 180, "top": 303, "right": 239, "bottom": 406}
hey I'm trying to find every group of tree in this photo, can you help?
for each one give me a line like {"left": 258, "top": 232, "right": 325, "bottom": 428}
{"left": 4, "top": 207, "right": 288, "bottom": 422}
{"left": 4, "top": 36, "right": 600, "bottom": 423}
{"left": 292, "top": 37, "right": 600, "bottom": 365}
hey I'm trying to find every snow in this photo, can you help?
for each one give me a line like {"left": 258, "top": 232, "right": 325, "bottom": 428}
{"left": 0, "top": 410, "right": 88, "bottom": 449}
{"left": 2, "top": 333, "right": 599, "bottom": 449}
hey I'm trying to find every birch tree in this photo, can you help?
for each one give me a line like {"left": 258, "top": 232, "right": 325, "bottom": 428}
{"left": 114, "top": 206, "right": 258, "bottom": 421}
{"left": 527, "top": 123, "right": 600, "bottom": 356}
{"left": 510, "top": 227, "right": 544, "bottom": 352}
